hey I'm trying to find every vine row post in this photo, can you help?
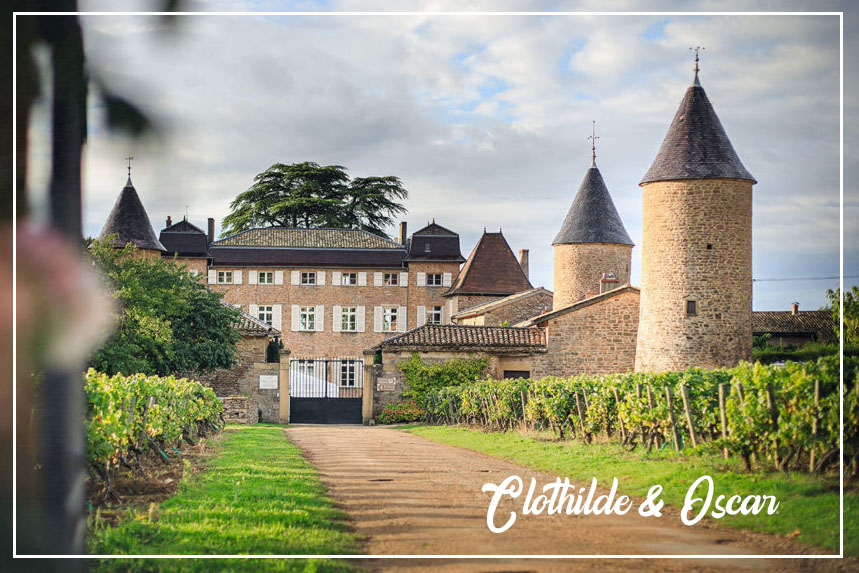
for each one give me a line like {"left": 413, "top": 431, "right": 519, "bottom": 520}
{"left": 718, "top": 383, "right": 729, "bottom": 460}
{"left": 810, "top": 379, "right": 820, "bottom": 472}
{"left": 765, "top": 383, "right": 781, "bottom": 470}
{"left": 679, "top": 384, "right": 698, "bottom": 448}
{"left": 664, "top": 386, "right": 680, "bottom": 451}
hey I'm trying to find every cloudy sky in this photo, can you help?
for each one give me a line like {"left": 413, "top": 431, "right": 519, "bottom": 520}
{"left": 25, "top": 2, "right": 856, "bottom": 310}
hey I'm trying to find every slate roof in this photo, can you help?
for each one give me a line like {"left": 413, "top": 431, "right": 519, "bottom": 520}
{"left": 376, "top": 324, "right": 546, "bottom": 351}
{"left": 445, "top": 231, "right": 532, "bottom": 296}
{"left": 98, "top": 177, "right": 166, "bottom": 251}
{"left": 453, "top": 287, "right": 554, "bottom": 319}
{"left": 523, "top": 284, "right": 640, "bottom": 326}
{"left": 215, "top": 227, "right": 403, "bottom": 249}
{"left": 404, "top": 221, "right": 465, "bottom": 262}
{"left": 752, "top": 310, "right": 835, "bottom": 342}
{"left": 553, "top": 166, "right": 633, "bottom": 246}
{"left": 640, "top": 81, "right": 756, "bottom": 185}
{"left": 160, "top": 219, "right": 209, "bottom": 258}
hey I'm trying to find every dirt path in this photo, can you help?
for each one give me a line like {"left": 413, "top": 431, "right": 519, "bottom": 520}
{"left": 284, "top": 425, "right": 848, "bottom": 572}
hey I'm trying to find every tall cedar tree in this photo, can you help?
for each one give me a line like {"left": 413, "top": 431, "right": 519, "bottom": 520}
{"left": 222, "top": 162, "right": 408, "bottom": 238}
{"left": 87, "top": 238, "right": 242, "bottom": 376}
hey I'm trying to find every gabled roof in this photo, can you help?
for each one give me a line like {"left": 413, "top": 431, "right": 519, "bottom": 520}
{"left": 405, "top": 221, "right": 465, "bottom": 262}
{"left": 752, "top": 310, "right": 835, "bottom": 342}
{"left": 411, "top": 221, "right": 458, "bottom": 236}
{"left": 445, "top": 231, "right": 532, "bottom": 296}
{"left": 453, "top": 287, "right": 554, "bottom": 319}
{"left": 641, "top": 79, "right": 755, "bottom": 184}
{"left": 162, "top": 218, "right": 205, "bottom": 234}
{"left": 375, "top": 324, "right": 546, "bottom": 352}
{"left": 523, "top": 284, "right": 639, "bottom": 326}
{"left": 214, "top": 227, "right": 403, "bottom": 249}
{"left": 98, "top": 177, "right": 166, "bottom": 251}
{"left": 553, "top": 166, "right": 633, "bottom": 246}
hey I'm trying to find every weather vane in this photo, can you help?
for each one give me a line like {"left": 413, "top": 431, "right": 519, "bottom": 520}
{"left": 690, "top": 46, "right": 705, "bottom": 85}
{"left": 125, "top": 154, "right": 134, "bottom": 177}
{"left": 588, "top": 120, "right": 599, "bottom": 166}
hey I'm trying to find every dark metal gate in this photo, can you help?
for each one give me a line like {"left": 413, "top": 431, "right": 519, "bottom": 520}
{"left": 289, "top": 358, "right": 363, "bottom": 424}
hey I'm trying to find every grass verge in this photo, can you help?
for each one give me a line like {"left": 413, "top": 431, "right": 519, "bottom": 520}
{"left": 407, "top": 424, "right": 856, "bottom": 555}
{"left": 89, "top": 424, "right": 360, "bottom": 572}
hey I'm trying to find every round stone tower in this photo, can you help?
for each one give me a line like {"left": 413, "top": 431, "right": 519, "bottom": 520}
{"left": 552, "top": 142, "right": 633, "bottom": 310}
{"left": 634, "top": 59, "right": 756, "bottom": 372}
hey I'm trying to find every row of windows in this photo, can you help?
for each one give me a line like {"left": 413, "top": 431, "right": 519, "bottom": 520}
{"left": 254, "top": 304, "right": 444, "bottom": 332}
{"left": 291, "top": 358, "right": 362, "bottom": 388}
{"left": 214, "top": 270, "right": 450, "bottom": 287}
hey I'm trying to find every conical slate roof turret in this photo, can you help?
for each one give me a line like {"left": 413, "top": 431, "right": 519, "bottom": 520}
{"left": 640, "top": 72, "right": 755, "bottom": 184}
{"left": 553, "top": 165, "right": 633, "bottom": 246}
{"left": 98, "top": 176, "right": 166, "bottom": 251}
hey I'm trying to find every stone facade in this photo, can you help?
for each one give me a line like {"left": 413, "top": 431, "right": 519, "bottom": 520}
{"left": 208, "top": 265, "right": 460, "bottom": 361}
{"left": 635, "top": 179, "right": 753, "bottom": 372}
{"left": 552, "top": 243, "right": 632, "bottom": 309}
{"left": 220, "top": 396, "right": 258, "bottom": 424}
{"left": 455, "top": 289, "right": 553, "bottom": 327}
{"left": 406, "top": 261, "right": 463, "bottom": 327}
{"left": 446, "top": 293, "right": 503, "bottom": 319}
{"left": 531, "top": 288, "right": 640, "bottom": 379}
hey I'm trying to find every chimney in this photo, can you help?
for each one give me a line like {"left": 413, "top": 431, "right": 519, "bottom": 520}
{"left": 166, "top": 215, "right": 172, "bottom": 228}
{"left": 208, "top": 217, "right": 215, "bottom": 244}
{"left": 599, "top": 271, "right": 619, "bottom": 294}
{"left": 518, "top": 249, "right": 529, "bottom": 279}
{"left": 791, "top": 302, "right": 799, "bottom": 315}
{"left": 399, "top": 221, "right": 408, "bottom": 246}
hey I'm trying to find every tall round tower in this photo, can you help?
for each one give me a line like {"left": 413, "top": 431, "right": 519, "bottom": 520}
{"left": 552, "top": 133, "right": 633, "bottom": 310}
{"left": 635, "top": 57, "right": 756, "bottom": 372}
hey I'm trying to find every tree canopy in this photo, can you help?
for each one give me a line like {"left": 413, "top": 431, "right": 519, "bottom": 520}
{"left": 221, "top": 162, "right": 408, "bottom": 238}
{"left": 87, "top": 238, "right": 241, "bottom": 376}
{"left": 827, "top": 286, "right": 859, "bottom": 345}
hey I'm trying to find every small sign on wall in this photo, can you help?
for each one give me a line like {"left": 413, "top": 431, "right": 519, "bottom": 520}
{"left": 259, "top": 375, "right": 278, "bottom": 390}
{"left": 376, "top": 377, "right": 400, "bottom": 392}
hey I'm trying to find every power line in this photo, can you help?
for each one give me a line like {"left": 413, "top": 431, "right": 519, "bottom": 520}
{"left": 753, "top": 274, "right": 859, "bottom": 282}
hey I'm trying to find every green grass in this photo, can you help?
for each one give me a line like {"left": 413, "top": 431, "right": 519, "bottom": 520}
{"left": 407, "top": 425, "right": 856, "bottom": 555}
{"left": 89, "top": 425, "right": 360, "bottom": 572}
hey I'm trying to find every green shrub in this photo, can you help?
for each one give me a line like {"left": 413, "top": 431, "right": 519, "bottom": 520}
{"left": 376, "top": 399, "right": 426, "bottom": 424}
{"left": 752, "top": 342, "right": 857, "bottom": 364}
{"left": 397, "top": 353, "right": 488, "bottom": 401}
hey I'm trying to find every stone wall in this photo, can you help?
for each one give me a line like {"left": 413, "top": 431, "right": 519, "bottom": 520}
{"left": 220, "top": 396, "right": 258, "bottom": 424}
{"left": 457, "top": 291, "right": 553, "bottom": 326}
{"left": 532, "top": 290, "right": 640, "bottom": 378}
{"left": 552, "top": 243, "right": 632, "bottom": 310}
{"left": 635, "top": 179, "right": 753, "bottom": 372}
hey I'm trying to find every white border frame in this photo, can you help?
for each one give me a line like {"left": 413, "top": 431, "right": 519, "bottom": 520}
{"left": 11, "top": 8, "right": 845, "bottom": 562}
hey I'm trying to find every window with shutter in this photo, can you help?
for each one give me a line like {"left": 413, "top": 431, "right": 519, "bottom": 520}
{"left": 332, "top": 271, "right": 341, "bottom": 285}
{"left": 417, "top": 306, "right": 426, "bottom": 327}
{"left": 291, "top": 271, "right": 300, "bottom": 285}
{"left": 399, "top": 272, "right": 408, "bottom": 287}
{"left": 374, "top": 272, "right": 383, "bottom": 286}
{"left": 234, "top": 270, "right": 243, "bottom": 284}
{"left": 442, "top": 272, "right": 452, "bottom": 287}
{"left": 416, "top": 272, "right": 426, "bottom": 286}
{"left": 248, "top": 270, "right": 258, "bottom": 284}
{"left": 318, "top": 271, "right": 326, "bottom": 285}
{"left": 291, "top": 305, "right": 300, "bottom": 332}
{"left": 358, "top": 272, "right": 367, "bottom": 286}
{"left": 356, "top": 306, "right": 366, "bottom": 332}
{"left": 272, "top": 305, "right": 282, "bottom": 331}
{"left": 274, "top": 270, "right": 284, "bottom": 285}
{"left": 315, "top": 305, "right": 325, "bottom": 331}
{"left": 373, "top": 306, "right": 383, "bottom": 332}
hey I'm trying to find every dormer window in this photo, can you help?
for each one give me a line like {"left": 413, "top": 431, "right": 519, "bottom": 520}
{"left": 424, "top": 242, "right": 431, "bottom": 253}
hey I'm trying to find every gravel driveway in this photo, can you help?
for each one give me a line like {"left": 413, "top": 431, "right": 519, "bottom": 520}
{"left": 284, "top": 425, "right": 848, "bottom": 572}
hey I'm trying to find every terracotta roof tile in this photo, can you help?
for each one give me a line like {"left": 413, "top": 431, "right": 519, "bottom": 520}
{"left": 377, "top": 324, "right": 546, "bottom": 351}
{"left": 446, "top": 231, "right": 532, "bottom": 296}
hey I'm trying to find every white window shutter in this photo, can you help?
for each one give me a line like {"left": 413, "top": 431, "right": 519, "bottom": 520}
{"left": 358, "top": 272, "right": 367, "bottom": 286}
{"left": 417, "top": 306, "right": 426, "bottom": 327}
{"left": 357, "top": 306, "right": 366, "bottom": 333}
{"left": 374, "top": 306, "right": 383, "bottom": 333}
{"left": 274, "top": 270, "right": 284, "bottom": 285}
{"left": 272, "top": 304, "right": 282, "bottom": 332}
{"left": 374, "top": 272, "right": 383, "bottom": 286}
{"left": 333, "top": 305, "right": 342, "bottom": 333}
{"left": 291, "top": 305, "right": 300, "bottom": 332}
{"left": 449, "top": 299, "right": 454, "bottom": 319}
{"left": 417, "top": 272, "right": 426, "bottom": 286}
{"left": 441, "top": 305, "right": 446, "bottom": 324}
{"left": 234, "top": 270, "right": 243, "bottom": 284}
{"left": 399, "top": 272, "right": 408, "bottom": 287}
{"left": 398, "top": 306, "right": 408, "bottom": 332}
{"left": 443, "top": 272, "right": 452, "bottom": 287}
{"left": 208, "top": 269, "right": 216, "bottom": 284}
{"left": 315, "top": 305, "right": 325, "bottom": 331}
{"left": 318, "top": 271, "right": 326, "bottom": 286}
{"left": 332, "top": 271, "right": 341, "bottom": 286}
{"left": 291, "top": 271, "right": 300, "bottom": 285}
{"left": 249, "top": 303, "right": 258, "bottom": 318}
{"left": 248, "top": 270, "right": 257, "bottom": 285}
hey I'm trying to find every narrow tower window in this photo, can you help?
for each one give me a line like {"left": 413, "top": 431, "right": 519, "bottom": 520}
{"left": 686, "top": 300, "right": 697, "bottom": 316}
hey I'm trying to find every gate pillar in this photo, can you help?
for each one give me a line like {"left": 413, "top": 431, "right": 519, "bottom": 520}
{"left": 362, "top": 350, "right": 376, "bottom": 425}
{"left": 278, "top": 349, "right": 291, "bottom": 424}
